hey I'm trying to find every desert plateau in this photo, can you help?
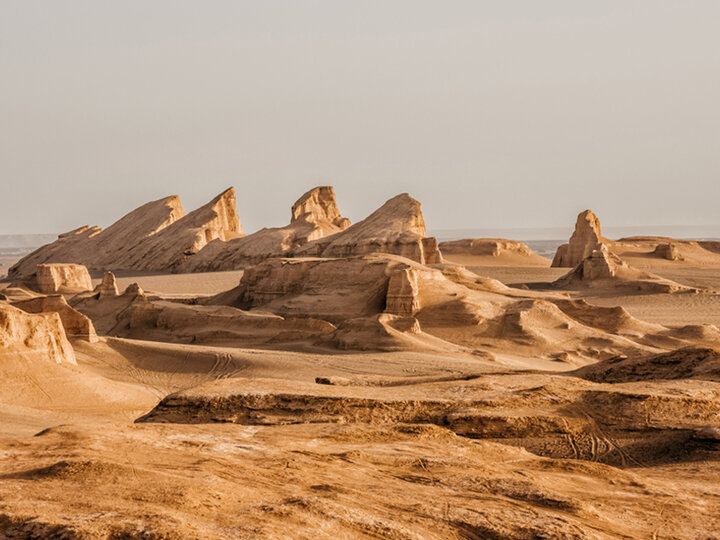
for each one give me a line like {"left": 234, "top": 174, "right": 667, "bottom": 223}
{"left": 0, "top": 185, "right": 719, "bottom": 539}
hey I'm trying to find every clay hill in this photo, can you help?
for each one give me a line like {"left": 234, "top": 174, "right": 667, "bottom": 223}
{"left": 9, "top": 188, "right": 241, "bottom": 277}
{"left": 440, "top": 238, "right": 550, "bottom": 266}
{"left": 553, "top": 209, "right": 720, "bottom": 268}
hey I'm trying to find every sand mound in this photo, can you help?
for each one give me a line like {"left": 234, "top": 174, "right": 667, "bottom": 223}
{"left": 552, "top": 210, "right": 608, "bottom": 267}
{"left": 571, "top": 347, "right": 720, "bottom": 382}
{"left": 440, "top": 238, "right": 550, "bottom": 266}
{"left": 294, "top": 193, "right": 442, "bottom": 264}
{"left": 178, "top": 186, "right": 351, "bottom": 272}
{"left": 551, "top": 298, "right": 665, "bottom": 335}
{"left": 124, "top": 187, "right": 242, "bottom": 270}
{"left": 320, "top": 314, "right": 461, "bottom": 352}
{"left": 9, "top": 189, "right": 241, "bottom": 276}
{"left": 553, "top": 247, "right": 695, "bottom": 293}
{"left": 0, "top": 304, "right": 76, "bottom": 365}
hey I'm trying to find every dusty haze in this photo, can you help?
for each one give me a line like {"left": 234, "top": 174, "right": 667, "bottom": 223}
{"left": 1, "top": 1, "right": 719, "bottom": 235}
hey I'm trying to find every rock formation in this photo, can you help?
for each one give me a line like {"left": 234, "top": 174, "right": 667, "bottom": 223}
{"left": 201, "top": 253, "right": 688, "bottom": 359}
{"left": 552, "top": 210, "right": 608, "bottom": 267}
{"left": 553, "top": 247, "right": 694, "bottom": 293}
{"left": 9, "top": 188, "right": 241, "bottom": 276}
{"left": 12, "top": 295, "right": 97, "bottom": 342}
{"left": 35, "top": 263, "right": 93, "bottom": 294}
{"left": 439, "top": 238, "right": 550, "bottom": 266}
{"left": 9, "top": 195, "right": 185, "bottom": 278}
{"left": 130, "top": 188, "right": 242, "bottom": 270}
{"left": 653, "top": 242, "right": 683, "bottom": 261}
{"left": 177, "top": 186, "right": 351, "bottom": 272}
{"left": 0, "top": 304, "right": 76, "bottom": 365}
{"left": 294, "top": 193, "right": 443, "bottom": 264}
{"left": 123, "top": 283, "right": 145, "bottom": 297}
{"left": 385, "top": 268, "right": 421, "bottom": 316}
{"left": 290, "top": 186, "right": 351, "bottom": 240}
{"left": 97, "top": 271, "right": 119, "bottom": 299}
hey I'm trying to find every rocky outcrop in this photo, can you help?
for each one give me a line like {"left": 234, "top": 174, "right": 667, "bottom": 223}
{"left": 0, "top": 304, "right": 76, "bottom": 365}
{"left": 572, "top": 347, "right": 720, "bottom": 383}
{"left": 290, "top": 186, "right": 351, "bottom": 240}
{"left": 654, "top": 242, "right": 683, "bottom": 261}
{"left": 123, "top": 283, "right": 145, "bottom": 297}
{"left": 439, "top": 238, "right": 550, "bottom": 266}
{"left": 12, "top": 295, "right": 97, "bottom": 342}
{"left": 552, "top": 210, "right": 607, "bottom": 267}
{"left": 9, "top": 196, "right": 185, "bottom": 278}
{"left": 133, "top": 188, "right": 242, "bottom": 270}
{"left": 385, "top": 268, "right": 421, "bottom": 316}
{"left": 553, "top": 247, "right": 694, "bottom": 293}
{"left": 97, "top": 271, "right": 119, "bottom": 299}
{"left": 35, "top": 264, "right": 93, "bottom": 294}
{"left": 8, "top": 189, "right": 242, "bottom": 276}
{"left": 178, "top": 186, "right": 351, "bottom": 272}
{"left": 294, "top": 193, "right": 443, "bottom": 264}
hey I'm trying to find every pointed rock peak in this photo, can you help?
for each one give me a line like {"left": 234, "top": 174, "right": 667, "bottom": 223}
{"left": 98, "top": 271, "right": 119, "bottom": 299}
{"left": 367, "top": 193, "right": 426, "bottom": 236}
{"left": 179, "top": 187, "right": 242, "bottom": 238}
{"left": 291, "top": 186, "right": 350, "bottom": 229}
{"left": 574, "top": 210, "right": 603, "bottom": 242}
{"left": 551, "top": 209, "right": 608, "bottom": 267}
{"left": 123, "top": 283, "right": 145, "bottom": 297}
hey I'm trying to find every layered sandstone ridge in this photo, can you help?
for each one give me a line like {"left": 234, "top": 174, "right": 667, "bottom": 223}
{"left": 10, "top": 188, "right": 443, "bottom": 275}
{"left": 178, "top": 186, "right": 351, "bottom": 272}
{"left": 8, "top": 189, "right": 241, "bottom": 276}
{"left": 9, "top": 196, "right": 185, "bottom": 277}
{"left": 294, "top": 193, "right": 443, "bottom": 264}
{"left": 0, "top": 304, "right": 76, "bottom": 365}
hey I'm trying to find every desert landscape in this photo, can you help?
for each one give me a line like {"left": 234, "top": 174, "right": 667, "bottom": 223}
{"left": 1, "top": 186, "right": 719, "bottom": 539}
{"left": 2, "top": 2, "right": 719, "bottom": 538}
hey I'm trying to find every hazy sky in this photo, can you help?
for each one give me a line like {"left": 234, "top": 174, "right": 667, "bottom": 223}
{"left": 1, "top": 1, "right": 718, "bottom": 236}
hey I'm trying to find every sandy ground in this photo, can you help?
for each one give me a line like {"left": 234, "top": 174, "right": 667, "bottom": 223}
{"left": 1, "top": 263, "right": 719, "bottom": 537}
{"left": 92, "top": 269, "right": 245, "bottom": 296}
